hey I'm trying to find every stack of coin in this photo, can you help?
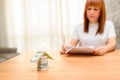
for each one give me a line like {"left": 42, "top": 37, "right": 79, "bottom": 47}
{"left": 37, "top": 56, "right": 48, "bottom": 71}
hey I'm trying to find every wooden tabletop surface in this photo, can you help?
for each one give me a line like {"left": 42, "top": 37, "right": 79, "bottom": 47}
{"left": 0, "top": 50, "right": 120, "bottom": 80}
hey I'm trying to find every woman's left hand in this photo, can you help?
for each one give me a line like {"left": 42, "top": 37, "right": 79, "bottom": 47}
{"left": 94, "top": 46, "right": 107, "bottom": 56}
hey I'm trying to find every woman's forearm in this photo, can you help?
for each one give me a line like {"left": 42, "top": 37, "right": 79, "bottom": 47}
{"left": 94, "top": 37, "right": 116, "bottom": 55}
{"left": 104, "top": 37, "right": 116, "bottom": 53}
{"left": 68, "top": 39, "right": 79, "bottom": 46}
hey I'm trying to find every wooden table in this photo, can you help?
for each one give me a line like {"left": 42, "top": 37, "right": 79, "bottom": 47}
{"left": 0, "top": 50, "right": 120, "bottom": 80}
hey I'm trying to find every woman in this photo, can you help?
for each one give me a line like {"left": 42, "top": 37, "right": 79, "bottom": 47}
{"left": 60, "top": 0, "right": 116, "bottom": 56}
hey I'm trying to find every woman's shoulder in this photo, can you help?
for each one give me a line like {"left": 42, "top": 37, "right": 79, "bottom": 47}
{"left": 73, "top": 23, "right": 84, "bottom": 32}
{"left": 105, "top": 20, "right": 114, "bottom": 25}
{"left": 104, "top": 20, "right": 115, "bottom": 31}
{"left": 75, "top": 23, "right": 84, "bottom": 29}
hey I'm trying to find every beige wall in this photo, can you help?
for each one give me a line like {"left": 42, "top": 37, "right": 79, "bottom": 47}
{"left": 0, "top": 0, "right": 8, "bottom": 47}
{"left": 105, "top": 0, "right": 120, "bottom": 48}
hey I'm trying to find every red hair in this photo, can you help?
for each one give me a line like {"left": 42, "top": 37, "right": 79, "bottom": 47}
{"left": 84, "top": 0, "right": 106, "bottom": 34}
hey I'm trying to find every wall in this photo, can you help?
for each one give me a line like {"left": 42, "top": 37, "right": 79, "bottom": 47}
{"left": 105, "top": 0, "right": 120, "bottom": 48}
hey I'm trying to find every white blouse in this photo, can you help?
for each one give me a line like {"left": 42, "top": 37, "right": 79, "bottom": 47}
{"left": 72, "top": 21, "right": 116, "bottom": 48}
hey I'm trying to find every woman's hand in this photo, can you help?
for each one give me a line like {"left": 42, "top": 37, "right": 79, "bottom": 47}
{"left": 93, "top": 37, "right": 116, "bottom": 56}
{"left": 60, "top": 44, "right": 67, "bottom": 54}
{"left": 93, "top": 46, "right": 107, "bottom": 56}
{"left": 60, "top": 39, "right": 79, "bottom": 54}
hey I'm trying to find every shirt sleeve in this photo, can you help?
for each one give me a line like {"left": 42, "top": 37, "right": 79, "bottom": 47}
{"left": 108, "top": 21, "right": 116, "bottom": 38}
{"left": 71, "top": 25, "right": 79, "bottom": 40}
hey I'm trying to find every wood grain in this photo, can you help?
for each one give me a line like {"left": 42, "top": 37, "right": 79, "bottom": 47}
{"left": 0, "top": 50, "right": 120, "bottom": 80}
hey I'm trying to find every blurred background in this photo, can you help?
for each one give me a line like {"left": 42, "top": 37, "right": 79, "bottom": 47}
{"left": 0, "top": 0, "right": 120, "bottom": 53}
